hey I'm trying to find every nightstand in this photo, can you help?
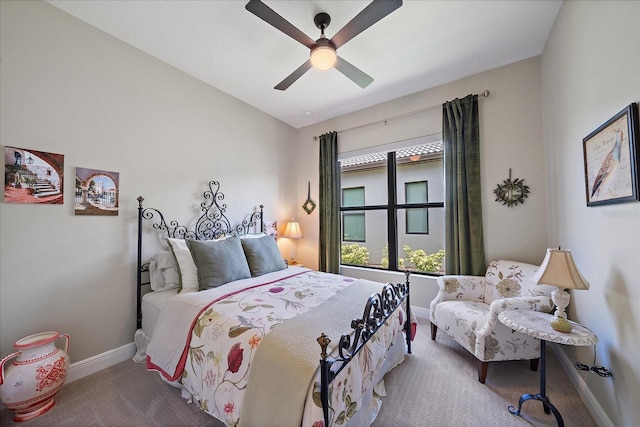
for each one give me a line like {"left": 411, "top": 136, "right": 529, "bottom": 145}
{"left": 287, "top": 263, "right": 304, "bottom": 268}
{"left": 499, "top": 310, "right": 597, "bottom": 426}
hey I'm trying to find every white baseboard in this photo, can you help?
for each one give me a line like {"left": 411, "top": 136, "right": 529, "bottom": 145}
{"left": 65, "top": 342, "right": 136, "bottom": 384}
{"left": 411, "top": 305, "right": 429, "bottom": 320}
{"left": 550, "top": 344, "right": 614, "bottom": 427}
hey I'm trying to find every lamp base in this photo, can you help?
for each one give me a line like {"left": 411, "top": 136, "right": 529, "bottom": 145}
{"left": 550, "top": 316, "right": 573, "bottom": 333}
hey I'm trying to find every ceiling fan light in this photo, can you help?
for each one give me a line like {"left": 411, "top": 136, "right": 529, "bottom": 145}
{"left": 310, "top": 46, "right": 337, "bottom": 71}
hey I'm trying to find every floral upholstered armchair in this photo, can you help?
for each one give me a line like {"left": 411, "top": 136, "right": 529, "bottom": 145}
{"left": 430, "top": 259, "right": 555, "bottom": 383}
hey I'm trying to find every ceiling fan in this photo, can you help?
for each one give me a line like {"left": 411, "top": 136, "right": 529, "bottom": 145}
{"left": 245, "top": 0, "right": 403, "bottom": 91}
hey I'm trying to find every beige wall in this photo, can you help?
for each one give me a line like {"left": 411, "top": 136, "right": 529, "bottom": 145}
{"left": 0, "top": 1, "right": 297, "bottom": 362}
{"left": 542, "top": 1, "right": 640, "bottom": 426}
{"left": 3, "top": 1, "right": 638, "bottom": 425}
{"left": 296, "top": 57, "right": 548, "bottom": 311}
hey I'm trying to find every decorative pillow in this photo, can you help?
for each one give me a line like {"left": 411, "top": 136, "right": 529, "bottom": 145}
{"left": 241, "top": 235, "right": 287, "bottom": 277}
{"left": 166, "top": 238, "right": 199, "bottom": 293}
{"left": 263, "top": 220, "right": 278, "bottom": 238}
{"left": 186, "top": 236, "right": 251, "bottom": 289}
{"left": 149, "top": 251, "right": 179, "bottom": 292}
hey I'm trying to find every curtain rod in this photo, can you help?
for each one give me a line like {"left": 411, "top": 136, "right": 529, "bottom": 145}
{"left": 313, "top": 90, "right": 490, "bottom": 141}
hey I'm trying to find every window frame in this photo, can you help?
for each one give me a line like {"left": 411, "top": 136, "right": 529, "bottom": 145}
{"left": 339, "top": 152, "right": 444, "bottom": 275}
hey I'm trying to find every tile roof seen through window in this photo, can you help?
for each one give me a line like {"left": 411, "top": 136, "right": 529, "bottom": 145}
{"left": 340, "top": 142, "right": 443, "bottom": 168}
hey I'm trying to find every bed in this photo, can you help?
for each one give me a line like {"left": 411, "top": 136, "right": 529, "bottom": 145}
{"left": 133, "top": 180, "right": 413, "bottom": 427}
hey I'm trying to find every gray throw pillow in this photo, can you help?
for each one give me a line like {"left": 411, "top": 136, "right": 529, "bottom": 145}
{"left": 241, "top": 235, "right": 287, "bottom": 277}
{"left": 186, "top": 236, "right": 251, "bottom": 289}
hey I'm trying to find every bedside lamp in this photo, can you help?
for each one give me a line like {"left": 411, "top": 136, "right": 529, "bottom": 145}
{"left": 283, "top": 219, "right": 302, "bottom": 265}
{"left": 532, "top": 248, "right": 590, "bottom": 333}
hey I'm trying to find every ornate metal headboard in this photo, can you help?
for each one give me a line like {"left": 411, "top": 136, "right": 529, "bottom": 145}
{"left": 135, "top": 180, "right": 263, "bottom": 328}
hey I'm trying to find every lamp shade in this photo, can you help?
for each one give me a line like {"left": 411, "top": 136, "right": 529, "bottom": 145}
{"left": 532, "top": 248, "right": 589, "bottom": 290}
{"left": 283, "top": 221, "right": 303, "bottom": 239}
{"left": 310, "top": 45, "right": 337, "bottom": 71}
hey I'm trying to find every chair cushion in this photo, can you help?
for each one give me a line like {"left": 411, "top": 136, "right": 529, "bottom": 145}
{"left": 433, "top": 300, "right": 489, "bottom": 355}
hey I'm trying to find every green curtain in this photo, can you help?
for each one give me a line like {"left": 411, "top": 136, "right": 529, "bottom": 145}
{"left": 443, "top": 94, "right": 485, "bottom": 275}
{"left": 318, "top": 131, "right": 340, "bottom": 273}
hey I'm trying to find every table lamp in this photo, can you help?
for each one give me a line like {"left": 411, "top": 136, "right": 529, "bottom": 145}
{"left": 532, "top": 248, "right": 590, "bottom": 333}
{"left": 283, "top": 219, "right": 302, "bottom": 265}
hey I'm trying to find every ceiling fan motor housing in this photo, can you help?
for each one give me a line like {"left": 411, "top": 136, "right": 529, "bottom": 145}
{"left": 314, "top": 12, "right": 331, "bottom": 32}
{"left": 310, "top": 13, "right": 336, "bottom": 70}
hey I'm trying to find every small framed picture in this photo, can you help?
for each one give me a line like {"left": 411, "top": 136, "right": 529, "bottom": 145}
{"left": 75, "top": 167, "right": 120, "bottom": 216}
{"left": 583, "top": 103, "right": 639, "bottom": 206}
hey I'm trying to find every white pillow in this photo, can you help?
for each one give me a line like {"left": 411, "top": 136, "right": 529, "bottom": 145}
{"left": 149, "top": 251, "right": 179, "bottom": 292}
{"left": 240, "top": 233, "right": 266, "bottom": 239}
{"left": 166, "top": 238, "right": 199, "bottom": 293}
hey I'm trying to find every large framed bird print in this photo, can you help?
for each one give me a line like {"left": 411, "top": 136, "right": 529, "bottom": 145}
{"left": 583, "top": 102, "right": 639, "bottom": 207}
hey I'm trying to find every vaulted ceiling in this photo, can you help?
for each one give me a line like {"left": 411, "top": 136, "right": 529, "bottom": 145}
{"left": 46, "top": 0, "right": 562, "bottom": 128}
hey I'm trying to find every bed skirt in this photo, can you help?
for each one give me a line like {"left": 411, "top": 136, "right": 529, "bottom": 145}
{"left": 133, "top": 329, "right": 150, "bottom": 363}
{"left": 342, "top": 331, "right": 406, "bottom": 427}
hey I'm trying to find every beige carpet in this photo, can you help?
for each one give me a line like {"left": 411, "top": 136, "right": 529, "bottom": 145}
{"left": 1, "top": 317, "right": 596, "bottom": 426}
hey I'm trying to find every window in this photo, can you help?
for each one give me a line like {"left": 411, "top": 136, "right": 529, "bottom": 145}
{"left": 339, "top": 142, "right": 445, "bottom": 275}
{"left": 342, "top": 187, "right": 365, "bottom": 242}
{"left": 405, "top": 181, "right": 428, "bottom": 234}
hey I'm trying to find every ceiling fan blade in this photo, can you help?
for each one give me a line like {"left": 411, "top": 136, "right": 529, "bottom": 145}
{"left": 274, "top": 60, "right": 313, "bottom": 91}
{"left": 334, "top": 56, "right": 374, "bottom": 88}
{"left": 330, "top": 0, "right": 402, "bottom": 49}
{"left": 246, "top": 0, "right": 316, "bottom": 49}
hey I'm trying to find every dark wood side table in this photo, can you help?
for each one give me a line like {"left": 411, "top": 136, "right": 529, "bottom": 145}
{"left": 498, "top": 310, "right": 597, "bottom": 427}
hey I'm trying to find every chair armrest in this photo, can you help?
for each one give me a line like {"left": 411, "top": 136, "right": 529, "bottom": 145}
{"left": 477, "top": 296, "right": 554, "bottom": 337}
{"left": 491, "top": 296, "right": 554, "bottom": 314}
{"left": 430, "top": 275, "right": 486, "bottom": 320}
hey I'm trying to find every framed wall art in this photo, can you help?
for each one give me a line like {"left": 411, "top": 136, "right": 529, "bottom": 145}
{"left": 3, "top": 146, "right": 64, "bottom": 204}
{"left": 583, "top": 102, "right": 639, "bottom": 207}
{"left": 75, "top": 167, "right": 120, "bottom": 216}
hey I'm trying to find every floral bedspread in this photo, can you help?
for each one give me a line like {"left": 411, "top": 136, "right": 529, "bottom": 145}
{"left": 146, "top": 267, "right": 407, "bottom": 427}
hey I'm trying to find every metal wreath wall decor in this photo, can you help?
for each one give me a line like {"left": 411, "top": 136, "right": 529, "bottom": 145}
{"left": 493, "top": 168, "right": 530, "bottom": 207}
{"left": 302, "top": 181, "right": 316, "bottom": 214}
